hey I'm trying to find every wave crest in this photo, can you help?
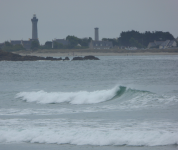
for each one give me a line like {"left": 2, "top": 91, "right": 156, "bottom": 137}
{"left": 15, "top": 86, "right": 178, "bottom": 107}
{"left": 16, "top": 86, "right": 126, "bottom": 104}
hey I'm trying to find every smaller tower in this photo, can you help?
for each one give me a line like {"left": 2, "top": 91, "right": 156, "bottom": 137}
{"left": 31, "top": 14, "right": 38, "bottom": 40}
{"left": 95, "top": 28, "right": 99, "bottom": 41}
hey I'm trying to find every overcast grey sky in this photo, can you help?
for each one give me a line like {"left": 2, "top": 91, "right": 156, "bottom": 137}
{"left": 0, "top": 0, "right": 178, "bottom": 44}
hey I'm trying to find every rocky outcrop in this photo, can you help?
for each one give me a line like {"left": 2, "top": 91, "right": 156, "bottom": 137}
{"left": 0, "top": 50, "right": 62, "bottom": 61}
{"left": 72, "top": 55, "right": 99, "bottom": 61}
{"left": 83, "top": 55, "right": 99, "bottom": 60}
{"left": 63, "top": 57, "right": 70, "bottom": 61}
{"left": 0, "top": 50, "right": 100, "bottom": 61}
{"left": 72, "top": 57, "right": 84, "bottom": 60}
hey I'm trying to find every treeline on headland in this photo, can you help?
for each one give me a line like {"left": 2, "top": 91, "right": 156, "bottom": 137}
{"left": 1, "top": 30, "right": 176, "bottom": 51}
{"left": 102, "top": 30, "right": 175, "bottom": 48}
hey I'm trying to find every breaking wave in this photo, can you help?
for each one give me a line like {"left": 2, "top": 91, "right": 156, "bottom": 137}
{"left": 16, "top": 86, "right": 126, "bottom": 104}
{"left": 15, "top": 86, "right": 178, "bottom": 106}
{"left": 0, "top": 119, "right": 178, "bottom": 146}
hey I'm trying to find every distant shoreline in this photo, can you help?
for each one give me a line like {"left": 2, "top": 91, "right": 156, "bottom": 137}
{"left": 13, "top": 48, "right": 178, "bottom": 57}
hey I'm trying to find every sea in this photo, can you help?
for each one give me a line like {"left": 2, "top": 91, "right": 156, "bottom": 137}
{"left": 0, "top": 55, "right": 178, "bottom": 150}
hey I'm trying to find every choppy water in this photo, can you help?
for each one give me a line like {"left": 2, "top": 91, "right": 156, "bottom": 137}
{"left": 0, "top": 55, "right": 178, "bottom": 150}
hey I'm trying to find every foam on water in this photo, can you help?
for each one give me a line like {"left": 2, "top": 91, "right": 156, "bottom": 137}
{"left": 0, "top": 119, "right": 177, "bottom": 146}
{"left": 15, "top": 86, "right": 123, "bottom": 104}
{"left": 15, "top": 86, "right": 178, "bottom": 108}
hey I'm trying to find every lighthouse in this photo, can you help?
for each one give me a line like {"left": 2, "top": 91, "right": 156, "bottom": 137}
{"left": 31, "top": 14, "right": 38, "bottom": 40}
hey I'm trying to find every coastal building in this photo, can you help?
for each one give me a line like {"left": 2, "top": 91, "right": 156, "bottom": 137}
{"left": 31, "top": 14, "right": 38, "bottom": 40}
{"left": 148, "top": 40, "right": 177, "bottom": 49}
{"left": 125, "top": 47, "right": 138, "bottom": 50}
{"left": 89, "top": 28, "right": 113, "bottom": 49}
{"left": 9, "top": 40, "right": 32, "bottom": 50}
{"left": 10, "top": 40, "right": 22, "bottom": 46}
{"left": 89, "top": 40, "right": 113, "bottom": 49}
{"left": 21, "top": 40, "right": 32, "bottom": 49}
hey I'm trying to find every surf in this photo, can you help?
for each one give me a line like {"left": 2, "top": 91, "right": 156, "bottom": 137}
{"left": 16, "top": 86, "right": 124, "bottom": 104}
{"left": 15, "top": 86, "right": 178, "bottom": 107}
{"left": 0, "top": 118, "right": 178, "bottom": 146}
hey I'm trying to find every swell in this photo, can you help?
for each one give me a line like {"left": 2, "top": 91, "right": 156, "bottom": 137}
{"left": 15, "top": 86, "right": 178, "bottom": 106}
{"left": 15, "top": 86, "right": 126, "bottom": 104}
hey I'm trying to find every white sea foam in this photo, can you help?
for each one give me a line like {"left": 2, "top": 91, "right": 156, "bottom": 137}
{"left": 2, "top": 92, "right": 177, "bottom": 116}
{"left": 15, "top": 87, "right": 120, "bottom": 104}
{"left": 0, "top": 108, "right": 77, "bottom": 115}
{"left": 0, "top": 119, "right": 178, "bottom": 146}
{"left": 15, "top": 86, "right": 178, "bottom": 110}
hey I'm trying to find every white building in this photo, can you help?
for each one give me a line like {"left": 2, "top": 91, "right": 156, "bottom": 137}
{"left": 148, "top": 40, "right": 177, "bottom": 49}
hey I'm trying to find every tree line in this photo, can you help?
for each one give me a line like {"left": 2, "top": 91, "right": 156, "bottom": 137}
{"left": 102, "top": 30, "right": 175, "bottom": 48}
{"left": 1, "top": 42, "right": 25, "bottom": 52}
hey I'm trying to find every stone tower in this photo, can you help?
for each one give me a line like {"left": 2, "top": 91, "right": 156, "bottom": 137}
{"left": 31, "top": 14, "right": 38, "bottom": 40}
{"left": 95, "top": 28, "right": 99, "bottom": 41}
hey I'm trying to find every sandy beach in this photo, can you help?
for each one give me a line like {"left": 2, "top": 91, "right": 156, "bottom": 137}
{"left": 13, "top": 48, "right": 178, "bottom": 57}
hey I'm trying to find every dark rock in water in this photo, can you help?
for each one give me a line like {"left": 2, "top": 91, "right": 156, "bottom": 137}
{"left": 0, "top": 49, "right": 100, "bottom": 61}
{"left": 0, "top": 50, "right": 62, "bottom": 61}
{"left": 63, "top": 57, "right": 70, "bottom": 61}
{"left": 72, "top": 55, "right": 99, "bottom": 61}
{"left": 58, "top": 57, "right": 63, "bottom": 60}
{"left": 46, "top": 57, "right": 54, "bottom": 60}
{"left": 72, "top": 57, "right": 84, "bottom": 60}
{"left": 83, "top": 55, "right": 99, "bottom": 60}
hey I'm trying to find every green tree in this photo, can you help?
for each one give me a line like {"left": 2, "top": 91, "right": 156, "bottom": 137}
{"left": 4, "top": 41, "right": 13, "bottom": 47}
{"left": 13, "top": 44, "right": 25, "bottom": 51}
{"left": 102, "top": 38, "right": 118, "bottom": 46}
{"left": 44, "top": 41, "right": 52, "bottom": 49}
{"left": 129, "top": 38, "right": 143, "bottom": 48}
{"left": 52, "top": 42, "right": 64, "bottom": 49}
{"left": 2, "top": 42, "right": 24, "bottom": 52}
{"left": 57, "top": 43, "right": 64, "bottom": 49}
{"left": 53, "top": 41, "right": 58, "bottom": 49}
{"left": 66, "top": 36, "right": 91, "bottom": 48}
{"left": 31, "top": 40, "right": 39, "bottom": 49}
{"left": 66, "top": 35, "right": 78, "bottom": 48}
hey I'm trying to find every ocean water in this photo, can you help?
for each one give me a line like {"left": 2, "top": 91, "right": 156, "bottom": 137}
{"left": 0, "top": 55, "right": 178, "bottom": 150}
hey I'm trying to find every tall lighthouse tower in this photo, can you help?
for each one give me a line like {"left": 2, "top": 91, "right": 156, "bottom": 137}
{"left": 31, "top": 14, "right": 38, "bottom": 40}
